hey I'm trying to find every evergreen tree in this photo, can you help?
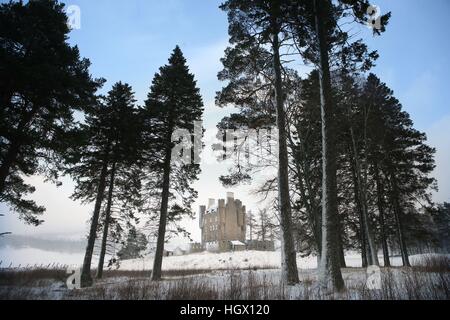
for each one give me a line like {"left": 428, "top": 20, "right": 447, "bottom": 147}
{"left": 67, "top": 82, "right": 140, "bottom": 287}
{"left": 432, "top": 203, "right": 450, "bottom": 252}
{"left": 0, "top": 0, "right": 102, "bottom": 225}
{"left": 95, "top": 83, "right": 142, "bottom": 279}
{"left": 289, "top": 71, "right": 323, "bottom": 259}
{"left": 117, "top": 225, "right": 148, "bottom": 260}
{"left": 219, "top": 0, "right": 300, "bottom": 285}
{"left": 362, "top": 74, "right": 437, "bottom": 266}
{"left": 337, "top": 73, "right": 380, "bottom": 267}
{"left": 283, "top": 0, "right": 390, "bottom": 291}
{"left": 143, "top": 46, "right": 203, "bottom": 281}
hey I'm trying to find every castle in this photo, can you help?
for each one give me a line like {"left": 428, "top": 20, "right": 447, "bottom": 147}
{"left": 199, "top": 192, "right": 246, "bottom": 252}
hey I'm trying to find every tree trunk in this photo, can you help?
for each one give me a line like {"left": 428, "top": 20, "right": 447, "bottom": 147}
{"left": 293, "top": 157, "right": 322, "bottom": 257}
{"left": 337, "top": 218, "right": 347, "bottom": 268}
{"left": 394, "top": 205, "right": 410, "bottom": 267}
{"left": 349, "top": 127, "right": 379, "bottom": 266}
{"left": 365, "top": 233, "right": 373, "bottom": 266}
{"left": 391, "top": 177, "right": 411, "bottom": 267}
{"left": 249, "top": 213, "right": 253, "bottom": 241}
{"left": 374, "top": 162, "right": 390, "bottom": 267}
{"left": 350, "top": 151, "right": 368, "bottom": 268}
{"left": 390, "top": 174, "right": 410, "bottom": 267}
{"left": 270, "top": 3, "right": 299, "bottom": 285}
{"left": 314, "top": 0, "right": 345, "bottom": 291}
{"left": 80, "top": 159, "right": 109, "bottom": 287}
{"left": 96, "top": 161, "right": 116, "bottom": 279}
{"left": 151, "top": 144, "right": 172, "bottom": 281}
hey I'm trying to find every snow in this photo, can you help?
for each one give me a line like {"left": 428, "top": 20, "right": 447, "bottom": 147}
{"left": 1, "top": 251, "right": 447, "bottom": 300}
{"left": 117, "top": 251, "right": 450, "bottom": 271}
{"left": 2, "top": 245, "right": 447, "bottom": 272}
{"left": 117, "top": 251, "right": 418, "bottom": 271}
{"left": 3, "top": 265, "right": 447, "bottom": 300}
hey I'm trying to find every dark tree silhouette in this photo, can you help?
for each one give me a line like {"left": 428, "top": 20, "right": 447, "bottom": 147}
{"left": 0, "top": 0, "right": 102, "bottom": 225}
{"left": 219, "top": 0, "right": 300, "bottom": 285}
{"left": 67, "top": 82, "right": 139, "bottom": 287}
{"left": 143, "top": 46, "right": 203, "bottom": 281}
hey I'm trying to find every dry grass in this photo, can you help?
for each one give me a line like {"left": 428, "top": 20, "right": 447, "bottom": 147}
{"left": 411, "top": 255, "right": 450, "bottom": 273}
{"left": 1, "top": 256, "right": 449, "bottom": 300}
{"left": 0, "top": 268, "right": 67, "bottom": 287}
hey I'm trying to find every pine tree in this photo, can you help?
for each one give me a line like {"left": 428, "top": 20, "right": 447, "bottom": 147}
{"left": 337, "top": 73, "right": 380, "bottom": 267}
{"left": 95, "top": 83, "right": 141, "bottom": 279}
{"left": 143, "top": 46, "right": 203, "bottom": 281}
{"left": 117, "top": 225, "right": 148, "bottom": 260}
{"left": 432, "top": 203, "right": 450, "bottom": 252}
{"left": 289, "top": 71, "right": 323, "bottom": 259}
{"left": 66, "top": 82, "right": 139, "bottom": 287}
{"left": 362, "top": 74, "right": 437, "bottom": 266}
{"left": 284, "top": 0, "right": 390, "bottom": 291}
{"left": 219, "top": 0, "right": 300, "bottom": 285}
{"left": 0, "top": 0, "right": 102, "bottom": 225}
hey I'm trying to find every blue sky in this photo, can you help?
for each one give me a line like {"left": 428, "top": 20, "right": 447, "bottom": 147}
{"left": 1, "top": 0, "right": 449, "bottom": 241}
{"left": 365, "top": 0, "right": 450, "bottom": 131}
{"left": 66, "top": 0, "right": 229, "bottom": 119}
{"left": 61, "top": 0, "right": 450, "bottom": 131}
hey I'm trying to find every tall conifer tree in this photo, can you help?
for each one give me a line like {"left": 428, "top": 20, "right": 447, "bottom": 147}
{"left": 144, "top": 46, "right": 203, "bottom": 281}
{"left": 67, "top": 82, "right": 139, "bottom": 287}
{"left": 0, "top": 0, "right": 102, "bottom": 225}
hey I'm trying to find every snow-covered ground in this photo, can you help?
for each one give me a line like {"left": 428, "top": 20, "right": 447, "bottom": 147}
{"left": 1, "top": 246, "right": 446, "bottom": 272}
{"left": 2, "top": 262, "right": 447, "bottom": 300}
{"left": 117, "top": 250, "right": 447, "bottom": 271}
{"left": 1, "top": 251, "right": 448, "bottom": 300}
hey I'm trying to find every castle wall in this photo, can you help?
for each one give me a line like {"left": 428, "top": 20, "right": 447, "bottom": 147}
{"left": 200, "top": 193, "right": 246, "bottom": 251}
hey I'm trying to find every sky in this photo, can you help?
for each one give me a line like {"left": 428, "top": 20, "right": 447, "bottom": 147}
{"left": 1, "top": 0, "right": 449, "bottom": 244}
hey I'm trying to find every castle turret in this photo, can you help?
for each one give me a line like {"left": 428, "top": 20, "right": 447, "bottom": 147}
{"left": 199, "top": 205, "right": 206, "bottom": 228}
{"left": 200, "top": 192, "right": 246, "bottom": 251}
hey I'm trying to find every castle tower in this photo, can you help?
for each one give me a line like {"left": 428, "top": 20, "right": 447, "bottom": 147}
{"left": 199, "top": 192, "right": 246, "bottom": 251}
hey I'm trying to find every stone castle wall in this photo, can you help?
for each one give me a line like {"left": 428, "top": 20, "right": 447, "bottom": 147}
{"left": 199, "top": 192, "right": 246, "bottom": 252}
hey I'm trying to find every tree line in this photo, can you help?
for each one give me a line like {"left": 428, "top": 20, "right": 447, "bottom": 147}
{"left": 1, "top": 0, "right": 448, "bottom": 293}
{"left": 215, "top": 0, "right": 448, "bottom": 291}
{"left": 0, "top": 0, "right": 203, "bottom": 287}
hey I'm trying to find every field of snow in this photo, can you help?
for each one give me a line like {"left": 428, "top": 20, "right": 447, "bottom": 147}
{"left": 2, "top": 245, "right": 446, "bottom": 272}
{"left": 117, "top": 250, "right": 445, "bottom": 271}
{"left": 1, "top": 250, "right": 448, "bottom": 300}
